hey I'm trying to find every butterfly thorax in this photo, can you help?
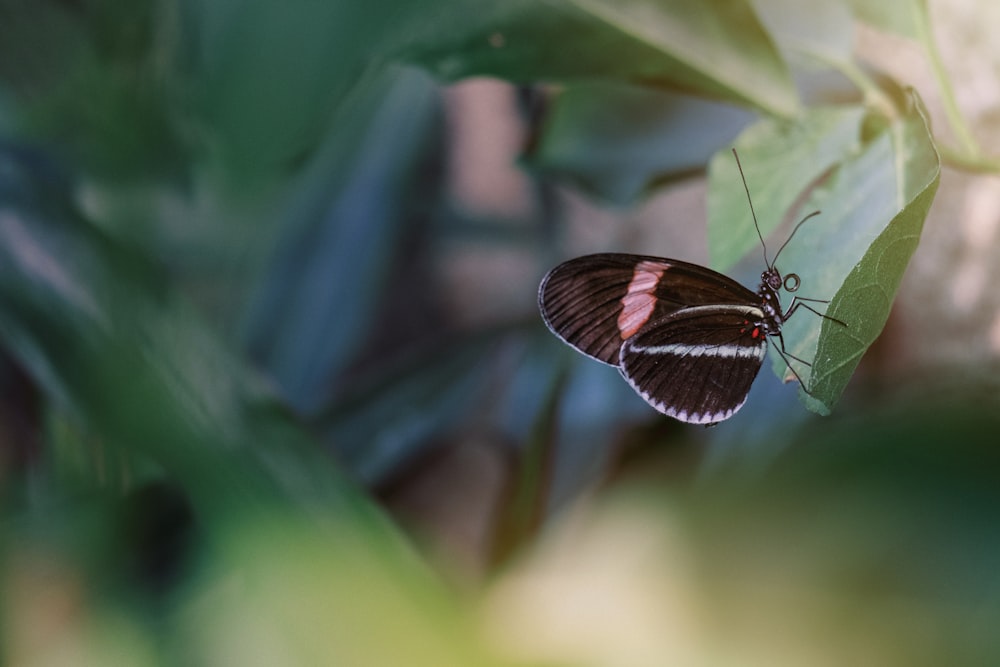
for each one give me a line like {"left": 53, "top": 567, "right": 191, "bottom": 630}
{"left": 756, "top": 267, "right": 785, "bottom": 335}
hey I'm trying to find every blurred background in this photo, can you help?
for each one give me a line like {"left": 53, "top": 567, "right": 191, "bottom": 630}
{"left": 3, "top": 0, "right": 1000, "bottom": 665}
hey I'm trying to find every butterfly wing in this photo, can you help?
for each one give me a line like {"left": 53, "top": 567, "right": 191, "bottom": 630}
{"left": 618, "top": 304, "right": 768, "bottom": 424}
{"left": 538, "top": 253, "right": 757, "bottom": 365}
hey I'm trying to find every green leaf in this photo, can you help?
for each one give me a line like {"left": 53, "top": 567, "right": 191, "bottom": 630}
{"left": 396, "top": 0, "right": 798, "bottom": 117}
{"left": 526, "top": 83, "right": 752, "bottom": 204}
{"left": 707, "top": 91, "right": 938, "bottom": 416}
{"left": 706, "top": 106, "right": 866, "bottom": 271}
{"left": 802, "top": 91, "right": 939, "bottom": 413}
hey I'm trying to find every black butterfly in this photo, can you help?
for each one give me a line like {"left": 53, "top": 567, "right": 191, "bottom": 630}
{"left": 538, "top": 150, "right": 844, "bottom": 425}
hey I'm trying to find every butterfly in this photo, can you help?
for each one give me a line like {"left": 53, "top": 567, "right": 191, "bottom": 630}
{"left": 537, "top": 150, "right": 844, "bottom": 425}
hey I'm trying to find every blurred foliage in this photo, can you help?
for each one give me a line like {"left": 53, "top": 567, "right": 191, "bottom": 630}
{"left": 0, "top": 0, "right": 995, "bottom": 664}
{"left": 484, "top": 389, "right": 1000, "bottom": 666}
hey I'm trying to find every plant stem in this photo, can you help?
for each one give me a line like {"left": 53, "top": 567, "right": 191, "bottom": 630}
{"left": 937, "top": 144, "right": 1000, "bottom": 173}
{"left": 914, "top": 2, "right": 980, "bottom": 157}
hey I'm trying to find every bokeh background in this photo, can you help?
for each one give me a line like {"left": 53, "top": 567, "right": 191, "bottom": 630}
{"left": 2, "top": 1, "right": 1000, "bottom": 665}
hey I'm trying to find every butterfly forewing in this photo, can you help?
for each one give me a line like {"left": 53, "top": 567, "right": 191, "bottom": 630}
{"left": 539, "top": 253, "right": 757, "bottom": 365}
{"left": 619, "top": 304, "right": 768, "bottom": 424}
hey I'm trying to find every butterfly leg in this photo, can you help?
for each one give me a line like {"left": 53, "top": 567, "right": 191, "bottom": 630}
{"left": 783, "top": 296, "right": 847, "bottom": 328}
{"left": 772, "top": 297, "right": 846, "bottom": 398}
{"left": 769, "top": 330, "right": 823, "bottom": 397}
{"left": 773, "top": 331, "right": 812, "bottom": 367}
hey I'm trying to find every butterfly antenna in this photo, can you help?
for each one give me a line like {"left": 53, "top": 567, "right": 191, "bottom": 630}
{"left": 771, "top": 210, "right": 821, "bottom": 267}
{"left": 732, "top": 149, "right": 770, "bottom": 268}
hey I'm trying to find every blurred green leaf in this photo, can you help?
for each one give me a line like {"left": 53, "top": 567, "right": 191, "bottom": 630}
{"left": 546, "top": 345, "right": 650, "bottom": 505}
{"left": 395, "top": 0, "right": 798, "bottom": 117}
{"left": 0, "top": 0, "right": 88, "bottom": 99}
{"left": 181, "top": 1, "right": 393, "bottom": 178}
{"left": 804, "top": 91, "right": 939, "bottom": 413}
{"left": 0, "top": 144, "right": 521, "bottom": 665}
{"left": 4, "top": 0, "right": 799, "bottom": 184}
{"left": 526, "top": 83, "right": 751, "bottom": 204}
{"left": 175, "top": 515, "right": 511, "bottom": 667}
{"left": 706, "top": 105, "right": 865, "bottom": 271}
{"left": 695, "top": 400, "right": 1000, "bottom": 663}
{"left": 0, "top": 0, "right": 185, "bottom": 180}
{"left": 483, "top": 393, "right": 1000, "bottom": 665}
{"left": 0, "top": 147, "right": 383, "bottom": 523}
{"left": 488, "top": 335, "right": 569, "bottom": 564}
{"left": 240, "top": 67, "right": 441, "bottom": 415}
{"left": 752, "top": 0, "right": 855, "bottom": 68}
{"left": 320, "top": 336, "right": 496, "bottom": 485}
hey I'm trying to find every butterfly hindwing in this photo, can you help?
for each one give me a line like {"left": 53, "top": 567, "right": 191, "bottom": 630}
{"left": 619, "top": 305, "right": 768, "bottom": 424}
{"left": 538, "top": 253, "right": 757, "bottom": 365}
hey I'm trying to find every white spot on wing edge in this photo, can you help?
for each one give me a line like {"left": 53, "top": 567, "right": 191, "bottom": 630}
{"left": 656, "top": 394, "right": 744, "bottom": 425}
{"left": 618, "top": 367, "right": 748, "bottom": 425}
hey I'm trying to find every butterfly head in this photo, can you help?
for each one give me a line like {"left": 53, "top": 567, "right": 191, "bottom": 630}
{"left": 761, "top": 267, "right": 802, "bottom": 293}
{"left": 762, "top": 267, "right": 783, "bottom": 291}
